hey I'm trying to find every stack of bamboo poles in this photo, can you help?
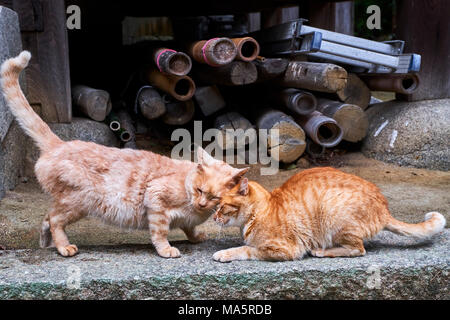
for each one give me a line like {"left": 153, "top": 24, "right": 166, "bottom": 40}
{"left": 71, "top": 31, "right": 419, "bottom": 161}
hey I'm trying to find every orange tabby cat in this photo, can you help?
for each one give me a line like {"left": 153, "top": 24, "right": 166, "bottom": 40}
{"left": 213, "top": 167, "right": 446, "bottom": 262}
{"left": 1, "top": 51, "right": 248, "bottom": 258}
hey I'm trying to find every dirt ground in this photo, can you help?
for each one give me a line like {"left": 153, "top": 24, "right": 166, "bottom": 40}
{"left": 0, "top": 145, "right": 448, "bottom": 250}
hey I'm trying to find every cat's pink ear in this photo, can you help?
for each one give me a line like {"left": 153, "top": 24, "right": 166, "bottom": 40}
{"left": 196, "top": 147, "right": 217, "bottom": 166}
{"left": 238, "top": 178, "right": 249, "bottom": 196}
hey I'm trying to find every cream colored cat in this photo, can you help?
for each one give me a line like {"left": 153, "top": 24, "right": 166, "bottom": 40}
{"left": 0, "top": 51, "right": 248, "bottom": 258}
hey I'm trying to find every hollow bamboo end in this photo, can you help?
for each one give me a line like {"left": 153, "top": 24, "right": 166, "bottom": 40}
{"left": 233, "top": 37, "right": 260, "bottom": 62}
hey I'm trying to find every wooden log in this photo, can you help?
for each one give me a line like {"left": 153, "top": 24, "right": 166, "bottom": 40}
{"left": 336, "top": 73, "right": 371, "bottom": 110}
{"left": 254, "top": 57, "right": 288, "bottom": 82}
{"left": 274, "top": 88, "right": 317, "bottom": 116}
{"left": 147, "top": 69, "right": 196, "bottom": 101}
{"left": 232, "top": 37, "right": 260, "bottom": 62}
{"left": 137, "top": 87, "right": 166, "bottom": 120}
{"left": 188, "top": 38, "right": 237, "bottom": 66}
{"left": 214, "top": 112, "right": 255, "bottom": 150}
{"left": 194, "top": 85, "right": 226, "bottom": 116}
{"left": 359, "top": 74, "right": 420, "bottom": 95}
{"left": 316, "top": 98, "right": 368, "bottom": 143}
{"left": 162, "top": 99, "right": 195, "bottom": 125}
{"left": 195, "top": 61, "right": 257, "bottom": 86}
{"left": 72, "top": 85, "right": 112, "bottom": 122}
{"left": 280, "top": 61, "right": 348, "bottom": 93}
{"left": 255, "top": 109, "right": 306, "bottom": 163}
{"left": 294, "top": 111, "right": 343, "bottom": 148}
{"left": 153, "top": 48, "right": 192, "bottom": 76}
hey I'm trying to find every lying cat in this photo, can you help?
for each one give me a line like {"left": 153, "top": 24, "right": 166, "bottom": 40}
{"left": 212, "top": 167, "right": 446, "bottom": 262}
{"left": 0, "top": 51, "right": 248, "bottom": 258}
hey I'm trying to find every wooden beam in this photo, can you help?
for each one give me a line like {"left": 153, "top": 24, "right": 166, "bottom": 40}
{"left": 13, "top": 0, "right": 72, "bottom": 123}
{"left": 396, "top": 0, "right": 450, "bottom": 101}
{"left": 308, "top": 0, "right": 354, "bottom": 35}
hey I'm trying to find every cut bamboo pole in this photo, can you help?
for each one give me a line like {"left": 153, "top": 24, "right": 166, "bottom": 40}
{"left": 316, "top": 98, "right": 369, "bottom": 143}
{"left": 72, "top": 85, "right": 112, "bottom": 121}
{"left": 295, "top": 111, "right": 343, "bottom": 148}
{"left": 147, "top": 69, "right": 196, "bottom": 101}
{"left": 280, "top": 61, "right": 348, "bottom": 93}
{"left": 232, "top": 37, "right": 260, "bottom": 62}
{"left": 137, "top": 87, "right": 166, "bottom": 120}
{"left": 255, "top": 109, "right": 306, "bottom": 163}
{"left": 188, "top": 38, "right": 237, "bottom": 66}
{"left": 117, "top": 110, "right": 136, "bottom": 148}
{"left": 162, "top": 99, "right": 195, "bottom": 125}
{"left": 214, "top": 112, "right": 255, "bottom": 150}
{"left": 336, "top": 73, "right": 371, "bottom": 110}
{"left": 153, "top": 48, "right": 192, "bottom": 76}
{"left": 195, "top": 61, "right": 257, "bottom": 86}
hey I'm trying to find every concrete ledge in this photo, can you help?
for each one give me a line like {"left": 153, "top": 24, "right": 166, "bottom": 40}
{"left": 0, "top": 231, "right": 448, "bottom": 299}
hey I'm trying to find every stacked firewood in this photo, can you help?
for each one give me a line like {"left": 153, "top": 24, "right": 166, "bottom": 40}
{"left": 70, "top": 18, "right": 420, "bottom": 164}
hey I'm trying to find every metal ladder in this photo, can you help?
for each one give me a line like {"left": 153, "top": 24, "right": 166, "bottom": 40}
{"left": 252, "top": 19, "right": 421, "bottom": 74}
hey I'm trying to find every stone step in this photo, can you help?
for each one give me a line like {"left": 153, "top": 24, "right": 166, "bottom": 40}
{"left": 0, "top": 231, "right": 448, "bottom": 299}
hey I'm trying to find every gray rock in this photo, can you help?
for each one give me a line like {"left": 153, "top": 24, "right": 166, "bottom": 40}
{"left": 0, "top": 6, "right": 25, "bottom": 198}
{"left": 25, "top": 117, "right": 120, "bottom": 170}
{"left": 0, "top": 230, "right": 448, "bottom": 299}
{"left": 362, "top": 99, "right": 450, "bottom": 171}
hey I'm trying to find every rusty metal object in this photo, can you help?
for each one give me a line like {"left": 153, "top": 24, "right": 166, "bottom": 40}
{"left": 232, "top": 37, "right": 260, "bottom": 62}
{"left": 275, "top": 88, "right": 317, "bottom": 116}
{"left": 147, "top": 69, "right": 196, "bottom": 101}
{"left": 188, "top": 38, "right": 237, "bottom": 66}
{"left": 295, "top": 111, "right": 343, "bottom": 148}
{"left": 359, "top": 74, "right": 420, "bottom": 94}
{"left": 153, "top": 48, "right": 192, "bottom": 76}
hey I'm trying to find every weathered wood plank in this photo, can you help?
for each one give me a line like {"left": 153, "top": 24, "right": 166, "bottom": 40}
{"left": 14, "top": 0, "right": 72, "bottom": 123}
{"left": 396, "top": 0, "right": 450, "bottom": 100}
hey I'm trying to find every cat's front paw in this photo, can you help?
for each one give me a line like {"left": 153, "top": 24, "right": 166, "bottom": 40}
{"left": 188, "top": 231, "right": 207, "bottom": 244}
{"left": 158, "top": 246, "right": 181, "bottom": 258}
{"left": 310, "top": 249, "right": 325, "bottom": 257}
{"left": 213, "top": 249, "right": 234, "bottom": 263}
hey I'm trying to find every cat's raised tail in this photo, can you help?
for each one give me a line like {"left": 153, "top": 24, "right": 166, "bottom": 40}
{"left": 384, "top": 212, "right": 446, "bottom": 239}
{"left": 0, "top": 51, "right": 61, "bottom": 151}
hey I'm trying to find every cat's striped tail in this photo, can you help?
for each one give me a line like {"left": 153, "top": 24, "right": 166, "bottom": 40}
{"left": 0, "top": 51, "right": 61, "bottom": 151}
{"left": 384, "top": 212, "right": 446, "bottom": 239}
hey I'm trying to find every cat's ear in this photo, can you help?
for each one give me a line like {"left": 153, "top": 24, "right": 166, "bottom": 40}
{"left": 226, "top": 167, "right": 249, "bottom": 189}
{"left": 238, "top": 178, "right": 249, "bottom": 196}
{"left": 196, "top": 146, "right": 217, "bottom": 166}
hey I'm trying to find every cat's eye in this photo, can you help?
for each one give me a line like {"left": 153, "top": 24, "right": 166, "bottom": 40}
{"left": 211, "top": 196, "right": 221, "bottom": 201}
{"left": 197, "top": 188, "right": 203, "bottom": 194}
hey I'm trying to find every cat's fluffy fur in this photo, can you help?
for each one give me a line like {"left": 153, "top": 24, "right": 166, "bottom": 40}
{"left": 0, "top": 51, "right": 248, "bottom": 258}
{"left": 213, "top": 167, "right": 446, "bottom": 262}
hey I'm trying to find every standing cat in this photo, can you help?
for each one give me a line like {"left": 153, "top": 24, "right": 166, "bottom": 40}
{"left": 212, "top": 167, "right": 446, "bottom": 262}
{"left": 0, "top": 51, "right": 248, "bottom": 258}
